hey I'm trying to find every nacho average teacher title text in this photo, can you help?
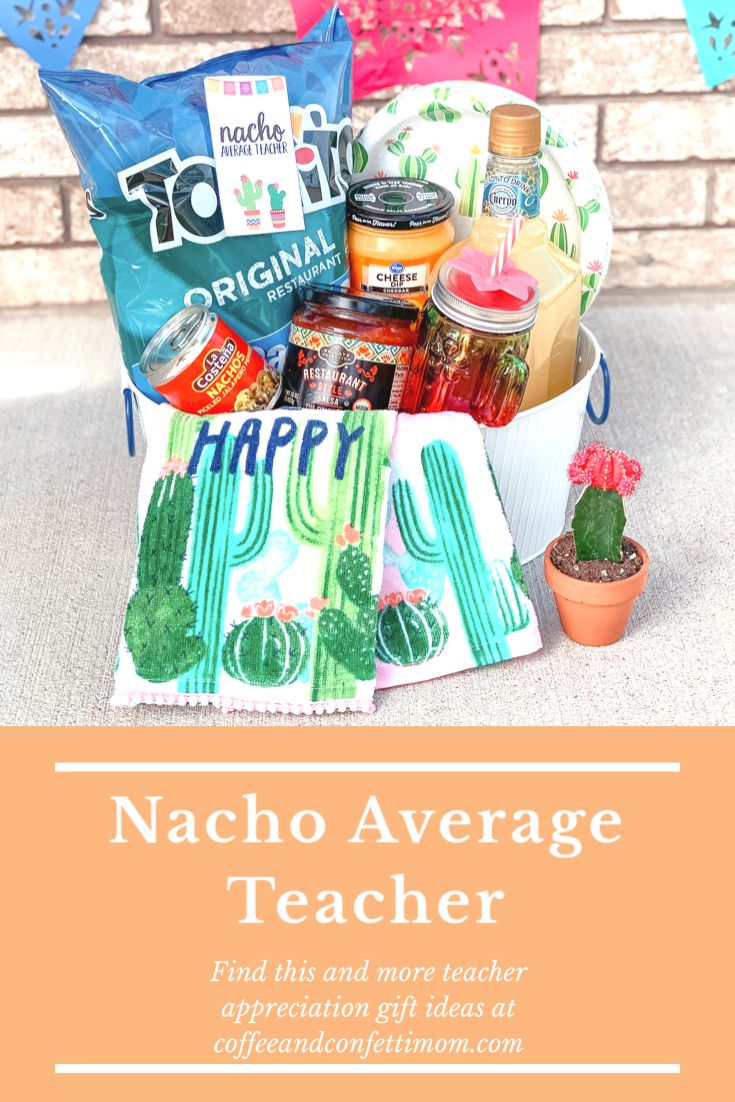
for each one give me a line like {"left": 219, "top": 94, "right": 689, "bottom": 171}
{"left": 109, "top": 793, "right": 622, "bottom": 926}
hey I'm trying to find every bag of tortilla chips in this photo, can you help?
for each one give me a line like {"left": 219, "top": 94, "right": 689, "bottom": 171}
{"left": 41, "top": 10, "right": 352, "bottom": 398}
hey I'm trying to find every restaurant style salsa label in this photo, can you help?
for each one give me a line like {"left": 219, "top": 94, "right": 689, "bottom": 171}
{"left": 282, "top": 324, "right": 412, "bottom": 411}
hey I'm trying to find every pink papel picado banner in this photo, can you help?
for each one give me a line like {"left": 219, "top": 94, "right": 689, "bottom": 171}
{"left": 291, "top": 1, "right": 541, "bottom": 100}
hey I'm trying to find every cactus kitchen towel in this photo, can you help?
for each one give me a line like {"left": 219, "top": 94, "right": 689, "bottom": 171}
{"left": 111, "top": 401, "right": 395, "bottom": 713}
{"left": 376, "top": 413, "right": 542, "bottom": 688}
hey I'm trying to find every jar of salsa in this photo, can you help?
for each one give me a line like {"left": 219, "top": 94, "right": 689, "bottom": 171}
{"left": 401, "top": 263, "right": 540, "bottom": 427}
{"left": 281, "top": 284, "right": 419, "bottom": 411}
{"left": 347, "top": 178, "right": 454, "bottom": 307}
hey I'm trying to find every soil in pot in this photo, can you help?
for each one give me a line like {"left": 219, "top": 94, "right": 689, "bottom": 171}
{"left": 544, "top": 534, "right": 649, "bottom": 647}
{"left": 550, "top": 533, "right": 643, "bottom": 583}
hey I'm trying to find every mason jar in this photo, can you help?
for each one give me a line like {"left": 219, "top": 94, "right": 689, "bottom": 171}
{"left": 401, "top": 267, "right": 540, "bottom": 427}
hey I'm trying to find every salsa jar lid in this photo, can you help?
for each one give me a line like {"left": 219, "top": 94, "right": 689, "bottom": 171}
{"left": 299, "top": 283, "right": 420, "bottom": 322}
{"left": 347, "top": 177, "right": 454, "bottom": 231}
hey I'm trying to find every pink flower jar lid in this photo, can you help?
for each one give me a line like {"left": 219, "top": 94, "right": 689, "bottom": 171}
{"left": 434, "top": 247, "right": 539, "bottom": 334}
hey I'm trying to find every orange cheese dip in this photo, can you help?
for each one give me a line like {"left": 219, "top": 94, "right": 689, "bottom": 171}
{"left": 347, "top": 178, "right": 454, "bottom": 307}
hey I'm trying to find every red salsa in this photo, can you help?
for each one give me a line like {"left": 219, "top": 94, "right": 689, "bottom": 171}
{"left": 280, "top": 285, "right": 418, "bottom": 411}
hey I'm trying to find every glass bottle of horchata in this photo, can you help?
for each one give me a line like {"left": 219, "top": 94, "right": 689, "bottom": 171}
{"left": 433, "top": 104, "right": 581, "bottom": 410}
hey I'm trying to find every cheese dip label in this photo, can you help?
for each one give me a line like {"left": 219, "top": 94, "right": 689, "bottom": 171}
{"left": 362, "top": 261, "right": 429, "bottom": 297}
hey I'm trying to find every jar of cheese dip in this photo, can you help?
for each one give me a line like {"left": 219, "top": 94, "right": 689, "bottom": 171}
{"left": 347, "top": 178, "right": 454, "bottom": 307}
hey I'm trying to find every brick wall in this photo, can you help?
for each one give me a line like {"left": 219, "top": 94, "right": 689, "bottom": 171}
{"left": 1, "top": 0, "right": 733, "bottom": 306}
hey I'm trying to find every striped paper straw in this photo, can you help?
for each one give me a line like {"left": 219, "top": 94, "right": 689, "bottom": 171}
{"left": 490, "top": 214, "right": 523, "bottom": 276}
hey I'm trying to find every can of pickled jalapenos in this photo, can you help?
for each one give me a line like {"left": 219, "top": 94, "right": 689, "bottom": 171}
{"left": 140, "top": 305, "right": 281, "bottom": 414}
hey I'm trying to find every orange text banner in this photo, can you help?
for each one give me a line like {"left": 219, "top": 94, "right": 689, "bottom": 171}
{"left": 2, "top": 727, "right": 731, "bottom": 1101}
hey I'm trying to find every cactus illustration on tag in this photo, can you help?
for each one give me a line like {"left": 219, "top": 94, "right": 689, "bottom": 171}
{"left": 234, "top": 174, "right": 263, "bottom": 230}
{"left": 454, "top": 144, "right": 484, "bottom": 217}
{"left": 223, "top": 601, "right": 309, "bottom": 688}
{"left": 286, "top": 411, "right": 392, "bottom": 700}
{"left": 180, "top": 434, "right": 273, "bottom": 695}
{"left": 376, "top": 590, "right": 449, "bottom": 666}
{"left": 267, "top": 182, "right": 287, "bottom": 230}
{"left": 419, "top": 86, "right": 460, "bottom": 123}
{"left": 393, "top": 440, "right": 528, "bottom": 666}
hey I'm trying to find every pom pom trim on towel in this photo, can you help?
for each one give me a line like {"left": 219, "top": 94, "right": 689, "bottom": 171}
{"left": 110, "top": 692, "right": 375, "bottom": 715}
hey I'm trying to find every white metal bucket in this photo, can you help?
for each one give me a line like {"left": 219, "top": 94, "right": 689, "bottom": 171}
{"left": 483, "top": 324, "right": 610, "bottom": 564}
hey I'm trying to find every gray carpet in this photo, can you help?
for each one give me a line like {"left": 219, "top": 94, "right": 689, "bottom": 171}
{"left": 1, "top": 294, "right": 732, "bottom": 726}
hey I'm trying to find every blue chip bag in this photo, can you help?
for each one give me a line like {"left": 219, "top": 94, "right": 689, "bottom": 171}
{"left": 40, "top": 11, "right": 352, "bottom": 393}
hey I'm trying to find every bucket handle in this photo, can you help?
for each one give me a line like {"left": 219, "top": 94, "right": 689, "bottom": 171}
{"left": 586, "top": 352, "right": 610, "bottom": 425}
{"left": 123, "top": 387, "right": 136, "bottom": 457}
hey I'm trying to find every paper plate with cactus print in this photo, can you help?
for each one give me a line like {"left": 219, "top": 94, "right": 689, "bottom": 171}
{"left": 353, "top": 82, "right": 612, "bottom": 316}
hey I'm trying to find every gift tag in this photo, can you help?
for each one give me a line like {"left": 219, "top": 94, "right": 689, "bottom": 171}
{"left": 204, "top": 75, "right": 305, "bottom": 237}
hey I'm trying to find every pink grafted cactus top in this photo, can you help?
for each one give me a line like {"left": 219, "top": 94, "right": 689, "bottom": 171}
{"left": 568, "top": 443, "right": 643, "bottom": 497}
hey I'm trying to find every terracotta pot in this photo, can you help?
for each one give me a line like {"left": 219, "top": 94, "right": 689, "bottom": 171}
{"left": 544, "top": 536, "right": 649, "bottom": 646}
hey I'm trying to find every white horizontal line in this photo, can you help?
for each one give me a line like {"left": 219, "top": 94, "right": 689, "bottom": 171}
{"left": 54, "top": 762, "right": 680, "bottom": 774}
{"left": 54, "top": 1063, "right": 680, "bottom": 1075}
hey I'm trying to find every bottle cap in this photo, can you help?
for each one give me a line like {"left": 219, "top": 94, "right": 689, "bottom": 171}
{"left": 488, "top": 104, "right": 541, "bottom": 157}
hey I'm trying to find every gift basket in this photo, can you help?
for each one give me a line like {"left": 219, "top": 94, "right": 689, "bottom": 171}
{"left": 39, "top": 9, "right": 623, "bottom": 714}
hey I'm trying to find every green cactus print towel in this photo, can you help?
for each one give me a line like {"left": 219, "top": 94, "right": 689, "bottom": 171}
{"left": 376, "top": 413, "right": 541, "bottom": 687}
{"left": 112, "top": 401, "right": 395, "bottom": 714}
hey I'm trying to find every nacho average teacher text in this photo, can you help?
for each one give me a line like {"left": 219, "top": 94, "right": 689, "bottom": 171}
{"left": 110, "top": 793, "right": 622, "bottom": 926}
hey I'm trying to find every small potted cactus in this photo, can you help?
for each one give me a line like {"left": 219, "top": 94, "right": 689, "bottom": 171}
{"left": 543, "top": 443, "right": 649, "bottom": 646}
{"left": 234, "top": 175, "right": 263, "bottom": 230}
{"left": 268, "top": 182, "right": 287, "bottom": 229}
